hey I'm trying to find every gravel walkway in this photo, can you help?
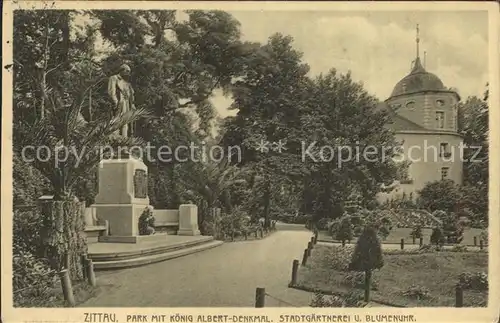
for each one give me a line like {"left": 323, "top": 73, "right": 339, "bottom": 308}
{"left": 80, "top": 223, "right": 314, "bottom": 307}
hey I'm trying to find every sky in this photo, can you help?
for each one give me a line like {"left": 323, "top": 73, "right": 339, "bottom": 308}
{"left": 210, "top": 10, "right": 489, "bottom": 118}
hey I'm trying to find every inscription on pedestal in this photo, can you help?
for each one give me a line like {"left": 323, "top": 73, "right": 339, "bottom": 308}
{"left": 133, "top": 169, "right": 148, "bottom": 198}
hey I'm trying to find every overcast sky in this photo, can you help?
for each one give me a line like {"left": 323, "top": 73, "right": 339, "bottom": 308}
{"left": 211, "top": 10, "right": 489, "bottom": 118}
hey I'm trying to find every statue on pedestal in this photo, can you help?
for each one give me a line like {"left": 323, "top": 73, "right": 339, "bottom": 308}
{"left": 107, "top": 64, "right": 135, "bottom": 137}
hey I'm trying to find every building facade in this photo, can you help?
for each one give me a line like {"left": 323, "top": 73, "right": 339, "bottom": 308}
{"left": 377, "top": 54, "right": 464, "bottom": 202}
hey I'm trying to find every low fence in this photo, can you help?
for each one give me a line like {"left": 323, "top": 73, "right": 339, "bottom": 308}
{"left": 254, "top": 288, "right": 300, "bottom": 307}
{"left": 221, "top": 222, "right": 277, "bottom": 242}
{"left": 287, "top": 230, "right": 479, "bottom": 308}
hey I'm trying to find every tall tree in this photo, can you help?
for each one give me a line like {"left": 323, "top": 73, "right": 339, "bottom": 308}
{"left": 300, "top": 70, "right": 401, "bottom": 221}
{"left": 222, "top": 33, "right": 311, "bottom": 227}
{"left": 457, "top": 84, "right": 489, "bottom": 224}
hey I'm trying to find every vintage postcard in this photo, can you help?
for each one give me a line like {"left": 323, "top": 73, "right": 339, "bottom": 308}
{"left": 1, "top": 1, "right": 499, "bottom": 323}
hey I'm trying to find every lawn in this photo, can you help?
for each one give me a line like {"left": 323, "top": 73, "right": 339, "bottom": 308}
{"left": 295, "top": 244, "right": 488, "bottom": 307}
{"left": 318, "top": 227, "right": 485, "bottom": 246}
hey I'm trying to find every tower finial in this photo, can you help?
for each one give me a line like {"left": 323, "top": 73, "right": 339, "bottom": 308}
{"left": 416, "top": 24, "right": 420, "bottom": 59}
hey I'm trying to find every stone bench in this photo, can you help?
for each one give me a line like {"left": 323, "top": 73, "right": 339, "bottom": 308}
{"left": 83, "top": 207, "right": 109, "bottom": 243}
{"left": 153, "top": 209, "right": 179, "bottom": 234}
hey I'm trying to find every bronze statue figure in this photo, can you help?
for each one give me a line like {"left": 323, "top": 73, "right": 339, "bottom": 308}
{"left": 108, "top": 64, "right": 135, "bottom": 137}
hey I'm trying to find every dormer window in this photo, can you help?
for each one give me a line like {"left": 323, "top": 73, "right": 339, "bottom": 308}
{"left": 436, "top": 111, "right": 445, "bottom": 129}
{"left": 436, "top": 99, "right": 445, "bottom": 107}
{"left": 406, "top": 101, "right": 415, "bottom": 110}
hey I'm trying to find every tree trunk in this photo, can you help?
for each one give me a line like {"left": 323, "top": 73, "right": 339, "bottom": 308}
{"left": 364, "top": 270, "right": 372, "bottom": 302}
{"left": 263, "top": 178, "right": 271, "bottom": 229}
{"left": 41, "top": 198, "right": 87, "bottom": 281}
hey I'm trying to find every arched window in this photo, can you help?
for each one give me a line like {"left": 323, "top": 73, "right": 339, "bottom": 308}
{"left": 406, "top": 101, "right": 415, "bottom": 110}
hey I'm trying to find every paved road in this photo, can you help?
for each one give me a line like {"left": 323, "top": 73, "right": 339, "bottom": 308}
{"left": 80, "top": 223, "right": 314, "bottom": 307}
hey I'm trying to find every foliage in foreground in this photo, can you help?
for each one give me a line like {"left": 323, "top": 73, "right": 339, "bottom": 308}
{"left": 310, "top": 292, "right": 365, "bottom": 307}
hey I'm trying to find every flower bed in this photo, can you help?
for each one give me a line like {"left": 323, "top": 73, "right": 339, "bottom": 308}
{"left": 294, "top": 245, "right": 488, "bottom": 307}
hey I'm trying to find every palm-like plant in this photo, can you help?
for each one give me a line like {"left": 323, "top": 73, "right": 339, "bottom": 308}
{"left": 179, "top": 158, "right": 246, "bottom": 233}
{"left": 15, "top": 77, "right": 149, "bottom": 279}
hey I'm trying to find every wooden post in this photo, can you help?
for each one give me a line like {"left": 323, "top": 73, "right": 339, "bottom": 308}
{"left": 455, "top": 285, "right": 463, "bottom": 307}
{"left": 244, "top": 231, "right": 248, "bottom": 240}
{"left": 310, "top": 237, "right": 315, "bottom": 248}
{"left": 81, "top": 254, "right": 88, "bottom": 280}
{"left": 400, "top": 238, "right": 404, "bottom": 250}
{"left": 480, "top": 240, "right": 484, "bottom": 250}
{"left": 307, "top": 242, "right": 313, "bottom": 256}
{"left": 302, "top": 249, "right": 308, "bottom": 266}
{"left": 255, "top": 230, "right": 258, "bottom": 238}
{"left": 260, "top": 228, "right": 264, "bottom": 238}
{"left": 231, "top": 231, "right": 235, "bottom": 241}
{"left": 412, "top": 236, "right": 416, "bottom": 244}
{"left": 419, "top": 237, "right": 423, "bottom": 247}
{"left": 342, "top": 240, "right": 346, "bottom": 247}
{"left": 255, "top": 287, "right": 265, "bottom": 308}
{"left": 290, "top": 260, "right": 299, "bottom": 286}
{"left": 86, "top": 259, "right": 97, "bottom": 287}
{"left": 58, "top": 269, "right": 75, "bottom": 307}
{"left": 314, "top": 231, "right": 318, "bottom": 244}
{"left": 364, "top": 270, "right": 372, "bottom": 302}
{"left": 473, "top": 236, "right": 477, "bottom": 246}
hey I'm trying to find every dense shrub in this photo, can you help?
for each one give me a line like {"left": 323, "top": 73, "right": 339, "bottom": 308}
{"left": 410, "top": 225, "right": 422, "bottom": 239}
{"left": 430, "top": 227, "right": 445, "bottom": 246}
{"left": 343, "top": 272, "right": 379, "bottom": 290}
{"left": 310, "top": 292, "right": 365, "bottom": 307}
{"left": 138, "top": 206, "right": 155, "bottom": 235}
{"left": 458, "top": 272, "right": 488, "bottom": 291}
{"left": 383, "top": 244, "right": 436, "bottom": 255}
{"left": 450, "top": 245, "right": 468, "bottom": 252}
{"left": 417, "top": 179, "right": 461, "bottom": 213}
{"left": 349, "top": 226, "right": 384, "bottom": 272}
{"left": 350, "top": 215, "right": 365, "bottom": 237}
{"left": 13, "top": 206, "right": 56, "bottom": 306}
{"left": 479, "top": 230, "right": 488, "bottom": 245}
{"left": 328, "top": 219, "right": 341, "bottom": 237}
{"left": 13, "top": 154, "right": 51, "bottom": 206}
{"left": 441, "top": 213, "right": 464, "bottom": 244}
{"left": 335, "top": 216, "right": 353, "bottom": 243}
{"left": 13, "top": 208, "right": 44, "bottom": 256}
{"left": 402, "top": 285, "right": 431, "bottom": 300}
{"left": 218, "top": 207, "right": 253, "bottom": 239}
{"left": 13, "top": 249, "right": 57, "bottom": 307}
{"left": 291, "top": 213, "right": 310, "bottom": 224}
{"left": 317, "top": 218, "right": 331, "bottom": 231}
{"left": 330, "top": 246, "right": 355, "bottom": 271}
{"left": 366, "top": 212, "right": 393, "bottom": 240}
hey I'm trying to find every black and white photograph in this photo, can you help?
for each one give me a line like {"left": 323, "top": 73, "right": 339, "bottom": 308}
{"left": 2, "top": 0, "right": 499, "bottom": 320}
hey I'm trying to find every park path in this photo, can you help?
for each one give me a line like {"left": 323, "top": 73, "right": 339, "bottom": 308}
{"left": 80, "top": 223, "right": 314, "bottom": 307}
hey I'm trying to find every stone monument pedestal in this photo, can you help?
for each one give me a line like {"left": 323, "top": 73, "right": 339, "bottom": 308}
{"left": 91, "top": 157, "right": 150, "bottom": 237}
{"left": 177, "top": 204, "right": 201, "bottom": 236}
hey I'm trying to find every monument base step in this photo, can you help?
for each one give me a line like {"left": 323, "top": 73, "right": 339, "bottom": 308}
{"left": 98, "top": 233, "right": 170, "bottom": 244}
{"left": 88, "top": 235, "right": 222, "bottom": 270}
